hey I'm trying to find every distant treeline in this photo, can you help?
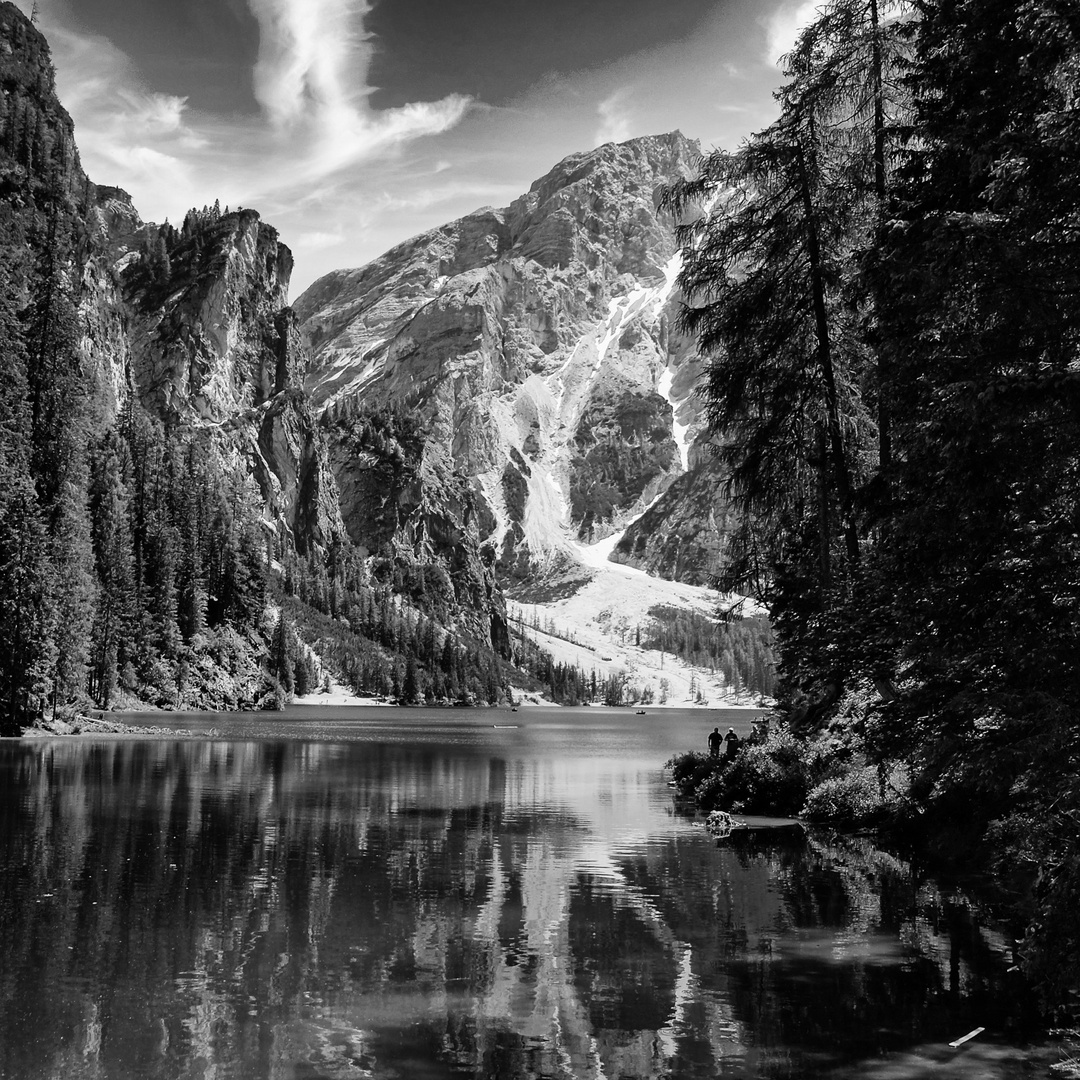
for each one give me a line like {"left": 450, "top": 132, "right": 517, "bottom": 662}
{"left": 509, "top": 603, "right": 775, "bottom": 705}
{"left": 278, "top": 571, "right": 513, "bottom": 707}
{"left": 642, "top": 606, "right": 776, "bottom": 698}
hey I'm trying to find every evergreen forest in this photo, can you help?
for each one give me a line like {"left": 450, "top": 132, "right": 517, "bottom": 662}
{"left": 0, "top": 8, "right": 528, "bottom": 726}
{"left": 666, "top": 0, "right": 1080, "bottom": 1004}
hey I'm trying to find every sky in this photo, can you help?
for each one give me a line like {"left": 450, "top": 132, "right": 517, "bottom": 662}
{"left": 14, "top": 0, "right": 820, "bottom": 298}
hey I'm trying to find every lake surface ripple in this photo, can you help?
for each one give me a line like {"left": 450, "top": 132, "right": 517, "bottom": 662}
{"left": 0, "top": 708, "right": 1049, "bottom": 1079}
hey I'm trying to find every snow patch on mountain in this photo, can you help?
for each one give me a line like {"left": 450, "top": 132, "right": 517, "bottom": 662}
{"left": 510, "top": 507, "right": 764, "bottom": 708}
{"left": 509, "top": 554, "right": 761, "bottom": 708}
{"left": 522, "top": 471, "right": 572, "bottom": 564}
{"left": 513, "top": 258, "right": 694, "bottom": 568}
{"left": 658, "top": 365, "right": 692, "bottom": 471}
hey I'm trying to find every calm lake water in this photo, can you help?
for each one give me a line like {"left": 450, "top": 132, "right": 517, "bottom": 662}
{"left": 0, "top": 707, "right": 1052, "bottom": 1079}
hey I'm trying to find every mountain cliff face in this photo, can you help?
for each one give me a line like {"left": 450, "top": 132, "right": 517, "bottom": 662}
{"left": 113, "top": 205, "right": 345, "bottom": 554}
{"left": 0, "top": 3, "right": 341, "bottom": 556}
{"left": 106, "top": 205, "right": 508, "bottom": 651}
{"left": 296, "top": 133, "right": 730, "bottom": 591}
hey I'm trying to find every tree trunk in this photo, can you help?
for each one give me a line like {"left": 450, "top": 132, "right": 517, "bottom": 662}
{"left": 870, "top": 0, "right": 893, "bottom": 478}
{"left": 794, "top": 134, "right": 861, "bottom": 567}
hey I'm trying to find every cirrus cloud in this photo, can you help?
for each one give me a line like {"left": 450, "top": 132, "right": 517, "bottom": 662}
{"left": 595, "top": 87, "right": 634, "bottom": 146}
{"left": 24, "top": 0, "right": 474, "bottom": 229}
{"left": 244, "top": 0, "right": 473, "bottom": 189}
{"left": 763, "top": 0, "right": 822, "bottom": 66}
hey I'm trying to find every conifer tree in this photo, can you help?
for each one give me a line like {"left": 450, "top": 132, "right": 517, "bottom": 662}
{"left": 272, "top": 614, "right": 294, "bottom": 694}
{"left": 88, "top": 431, "right": 136, "bottom": 708}
{"left": 866, "top": 0, "right": 1080, "bottom": 770}
{"left": 402, "top": 656, "right": 419, "bottom": 704}
{"left": 46, "top": 474, "right": 96, "bottom": 716}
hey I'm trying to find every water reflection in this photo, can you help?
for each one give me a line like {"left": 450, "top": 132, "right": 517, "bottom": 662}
{"left": 0, "top": 734, "right": 1045, "bottom": 1080}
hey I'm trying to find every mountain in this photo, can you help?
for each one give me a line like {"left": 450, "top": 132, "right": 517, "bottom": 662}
{"left": 296, "top": 132, "right": 733, "bottom": 591}
{"left": 0, "top": 0, "right": 520, "bottom": 722}
{"left": 0, "top": 1, "right": 770, "bottom": 721}
{"left": 293, "top": 133, "right": 763, "bottom": 703}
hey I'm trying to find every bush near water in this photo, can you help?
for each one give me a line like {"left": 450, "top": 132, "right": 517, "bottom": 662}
{"left": 668, "top": 723, "right": 902, "bottom": 827}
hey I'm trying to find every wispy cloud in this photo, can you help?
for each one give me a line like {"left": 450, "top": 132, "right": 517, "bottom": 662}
{"left": 47, "top": 25, "right": 200, "bottom": 210}
{"left": 595, "top": 87, "right": 633, "bottom": 146}
{"left": 31, "top": 0, "right": 473, "bottom": 225}
{"left": 12, "top": 0, "right": 790, "bottom": 295}
{"left": 295, "top": 229, "right": 346, "bottom": 251}
{"left": 763, "top": 0, "right": 822, "bottom": 66}
{"left": 244, "top": 0, "right": 472, "bottom": 188}
{"left": 248, "top": 0, "right": 363, "bottom": 129}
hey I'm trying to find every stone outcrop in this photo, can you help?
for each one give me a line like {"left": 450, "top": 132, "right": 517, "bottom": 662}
{"left": 89, "top": 206, "right": 344, "bottom": 555}
{"left": 122, "top": 209, "right": 298, "bottom": 421}
{"left": 296, "top": 132, "right": 728, "bottom": 587}
{"left": 326, "top": 413, "right": 509, "bottom": 649}
{"left": 611, "top": 452, "right": 735, "bottom": 585}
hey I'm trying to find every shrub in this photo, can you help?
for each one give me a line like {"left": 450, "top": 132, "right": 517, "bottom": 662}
{"left": 666, "top": 751, "right": 724, "bottom": 797}
{"left": 709, "top": 734, "right": 813, "bottom": 814}
{"left": 669, "top": 727, "right": 898, "bottom": 819}
{"left": 676, "top": 728, "right": 821, "bottom": 815}
{"left": 802, "top": 767, "right": 888, "bottom": 825}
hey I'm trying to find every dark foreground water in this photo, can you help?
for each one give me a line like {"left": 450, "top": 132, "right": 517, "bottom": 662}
{"left": 0, "top": 707, "right": 1052, "bottom": 1079}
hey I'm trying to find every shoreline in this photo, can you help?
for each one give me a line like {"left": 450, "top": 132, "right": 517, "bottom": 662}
{"left": 11, "top": 690, "right": 769, "bottom": 738}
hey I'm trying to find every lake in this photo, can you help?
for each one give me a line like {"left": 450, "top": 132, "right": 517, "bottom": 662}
{"left": 0, "top": 706, "right": 1051, "bottom": 1079}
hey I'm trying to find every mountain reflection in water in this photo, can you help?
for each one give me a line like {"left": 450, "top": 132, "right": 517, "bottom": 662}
{"left": 0, "top": 715, "right": 1047, "bottom": 1079}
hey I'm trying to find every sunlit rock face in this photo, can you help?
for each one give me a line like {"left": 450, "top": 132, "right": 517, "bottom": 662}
{"left": 96, "top": 206, "right": 344, "bottom": 554}
{"left": 297, "top": 132, "right": 728, "bottom": 588}
{"left": 122, "top": 209, "right": 297, "bottom": 422}
{"left": 0, "top": 0, "right": 506, "bottom": 653}
{"left": 611, "top": 458, "right": 735, "bottom": 586}
{"left": 94, "top": 202, "right": 506, "bottom": 647}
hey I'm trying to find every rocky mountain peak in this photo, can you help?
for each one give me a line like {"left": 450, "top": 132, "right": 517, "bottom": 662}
{"left": 297, "top": 131, "right": 720, "bottom": 593}
{"left": 89, "top": 185, "right": 144, "bottom": 252}
{"left": 508, "top": 130, "right": 699, "bottom": 276}
{"left": 120, "top": 207, "right": 297, "bottom": 422}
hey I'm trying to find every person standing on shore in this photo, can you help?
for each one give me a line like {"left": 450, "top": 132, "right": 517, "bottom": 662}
{"left": 723, "top": 727, "right": 741, "bottom": 759}
{"left": 708, "top": 727, "right": 722, "bottom": 758}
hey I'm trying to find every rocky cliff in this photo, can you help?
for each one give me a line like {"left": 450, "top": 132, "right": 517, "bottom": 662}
{"left": 297, "top": 133, "right": 733, "bottom": 591}
{"left": 0, "top": 2, "right": 341, "bottom": 556}
{"left": 110, "top": 205, "right": 345, "bottom": 554}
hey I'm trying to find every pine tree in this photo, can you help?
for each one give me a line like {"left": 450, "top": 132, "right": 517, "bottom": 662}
{"left": 782, "top": 0, "right": 911, "bottom": 479}
{"left": 88, "top": 431, "right": 136, "bottom": 708}
{"left": 46, "top": 475, "right": 96, "bottom": 717}
{"left": 402, "top": 656, "right": 419, "bottom": 704}
{"left": 0, "top": 470, "right": 51, "bottom": 731}
{"left": 272, "top": 613, "right": 294, "bottom": 694}
{"left": 866, "top": 0, "right": 1080, "bottom": 762}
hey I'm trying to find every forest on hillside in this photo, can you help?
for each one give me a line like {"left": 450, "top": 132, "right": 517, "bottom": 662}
{"left": 669, "top": 0, "right": 1080, "bottom": 1005}
{"left": 0, "top": 10, "right": 529, "bottom": 726}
